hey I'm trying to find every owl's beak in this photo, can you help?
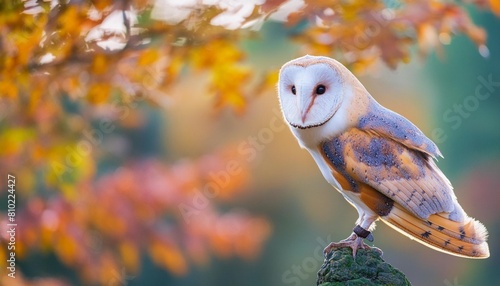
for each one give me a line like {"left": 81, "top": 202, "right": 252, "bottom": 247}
{"left": 298, "top": 90, "right": 314, "bottom": 123}
{"left": 301, "top": 109, "right": 308, "bottom": 123}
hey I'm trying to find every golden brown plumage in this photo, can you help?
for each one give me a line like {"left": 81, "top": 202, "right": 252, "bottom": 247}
{"left": 321, "top": 127, "right": 489, "bottom": 258}
{"left": 385, "top": 205, "right": 488, "bottom": 258}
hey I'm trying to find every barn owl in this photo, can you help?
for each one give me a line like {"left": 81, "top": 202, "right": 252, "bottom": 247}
{"left": 278, "top": 55, "right": 489, "bottom": 258}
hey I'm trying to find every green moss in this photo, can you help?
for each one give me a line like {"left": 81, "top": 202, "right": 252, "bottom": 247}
{"left": 317, "top": 247, "right": 411, "bottom": 286}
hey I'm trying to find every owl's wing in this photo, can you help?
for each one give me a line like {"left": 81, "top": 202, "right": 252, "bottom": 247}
{"left": 321, "top": 104, "right": 455, "bottom": 219}
{"left": 357, "top": 102, "right": 443, "bottom": 158}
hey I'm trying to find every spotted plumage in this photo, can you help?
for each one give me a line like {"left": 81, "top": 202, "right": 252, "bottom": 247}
{"left": 322, "top": 127, "right": 453, "bottom": 219}
{"left": 278, "top": 55, "right": 489, "bottom": 258}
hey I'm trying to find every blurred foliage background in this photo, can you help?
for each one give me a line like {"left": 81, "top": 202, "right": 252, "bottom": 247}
{"left": 0, "top": 0, "right": 499, "bottom": 285}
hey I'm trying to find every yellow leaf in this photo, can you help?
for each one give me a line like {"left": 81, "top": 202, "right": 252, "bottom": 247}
{"left": 0, "top": 81, "right": 18, "bottom": 99}
{"left": 28, "top": 87, "right": 42, "bottom": 115}
{"left": 150, "top": 241, "right": 187, "bottom": 276}
{"left": 190, "top": 39, "right": 243, "bottom": 69}
{"left": 162, "top": 245, "right": 188, "bottom": 276}
{"left": 119, "top": 242, "right": 139, "bottom": 273}
{"left": 59, "top": 6, "right": 80, "bottom": 36}
{"left": 138, "top": 49, "right": 160, "bottom": 66}
{"left": 264, "top": 70, "right": 279, "bottom": 88}
{"left": 87, "top": 82, "right": 111, "bottom": 104}
{"left": 0, "top": 128, "right": 34, "bottom": 156}
{"left": 217, "top": 90, "right": 246, "bottom": 113}
{"left": 91, "top": 54, "right": 108, "bottom": 75}
{"left": 164, "top": 54, "right": 184, "bottom": 85}
{"left": 56, "top": 234, "right": 78, "bottom": 265}
{"left": 490, "top": 0, "right": 500, "bottom": 16}
{"left": 352, "top": 56, "right": 377, "bottom": 74}
{"left": 210, "top": 64, "right": 250, "bottom": 113}
{"left": 17, "top": 167, "right": 36, "bottom": 195}
{"left": 45, "top": 142, "right": 95, "bottom": 186}
{"left": 0, "top": 245, "right": 6, "bottom": 269}
{"left": 40, "top": 224, "right": 54, "bottom": 252}
{"left": 61, "top": 183, "right": 78, "bottom": 201}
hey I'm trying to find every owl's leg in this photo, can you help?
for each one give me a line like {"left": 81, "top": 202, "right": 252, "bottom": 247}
{"left": 322, "top": 228, "right": 376, "bottom": 258}
{"left": 323, "top": 213, "right": 382, "bottom": 258}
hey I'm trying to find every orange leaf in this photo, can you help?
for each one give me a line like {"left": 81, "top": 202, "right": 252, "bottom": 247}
{"left": 150, "top": 241, "right": 188, "bottom": 276}
{"left": 87, "top": 82, "right": 111, "bottom": 104}
{"left": 0, "top": 81, "right": 18, "bottom": 99}
{"left": 59, "top": 6, "right": 80, "bottom": 36}
{"left": 56, "top": 234, "right": 78, "bottom": 265}
{"left": 138, "top": 49, "right": 160, "bottom": 66}
{"left": 490, "top": 0, "right": 500, "bottom": 16}
{"left": 162, "top": 245, "right": 188, "bottom": 276}
{"left": 91, "top": 55, "right": 108, "bottom": 75}
{"left": 119, "top": 242, "right": 139, "bottom": 273}
{"left": 417, "top": 23, "right": 438, "bottom": 54}
{"left": 164, "top": 54, "right": 184, "bottom": 85}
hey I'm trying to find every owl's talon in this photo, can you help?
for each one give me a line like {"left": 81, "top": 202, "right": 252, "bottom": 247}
{"left": 323, "top": 233, "right": 379, "bottom": 259}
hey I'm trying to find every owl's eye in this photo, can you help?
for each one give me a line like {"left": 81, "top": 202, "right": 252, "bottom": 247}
{"left": 291, "top": 85, "right": 296, "bottom": 95}
{"left": 316, "top": 85, "right": 326, "bottom": 95}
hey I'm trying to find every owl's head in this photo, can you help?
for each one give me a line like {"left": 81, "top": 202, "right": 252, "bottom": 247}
{"left": 278, "top": 55, "right": 346, "bottom": 129}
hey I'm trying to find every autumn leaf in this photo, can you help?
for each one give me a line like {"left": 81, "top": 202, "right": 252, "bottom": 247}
{"left": 0, "top": 80, "right": 18, "bottom": 99}
{"left": 119, "top": 241, "right": 140, "bottom": 273}
{"left": 91, "top": 54, "right": 108, "bottom": 75}
{"left": 149, "top": 240, "right": 188, "bottom": 276}
{"left": 491, "top": 0, "right": 500, "bottom": 16}
{"left": 138, "top": 49, "right": 160, "bottom": 66}
{"left": 87, "top": 82, "right": 112, "bottom": 104}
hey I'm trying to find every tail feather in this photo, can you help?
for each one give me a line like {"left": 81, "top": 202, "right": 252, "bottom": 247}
{"left": 381, "top": 203, "right": 489, "bottom": 259}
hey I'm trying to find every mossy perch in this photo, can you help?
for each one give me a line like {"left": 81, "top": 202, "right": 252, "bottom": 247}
{"left": 317, "top": 247, "right": 412, "bottom": 286}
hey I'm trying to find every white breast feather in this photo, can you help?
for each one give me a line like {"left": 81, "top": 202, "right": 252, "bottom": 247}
{"left": 286, "top": 84, "right": 355, "bottom": 194}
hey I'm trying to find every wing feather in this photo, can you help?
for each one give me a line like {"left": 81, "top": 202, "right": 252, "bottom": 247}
{"left": 359, "top": 101, "right": 442, "bottom": 158}
{"left": 321, "top": 127, "right": 454, "bottom": 219}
